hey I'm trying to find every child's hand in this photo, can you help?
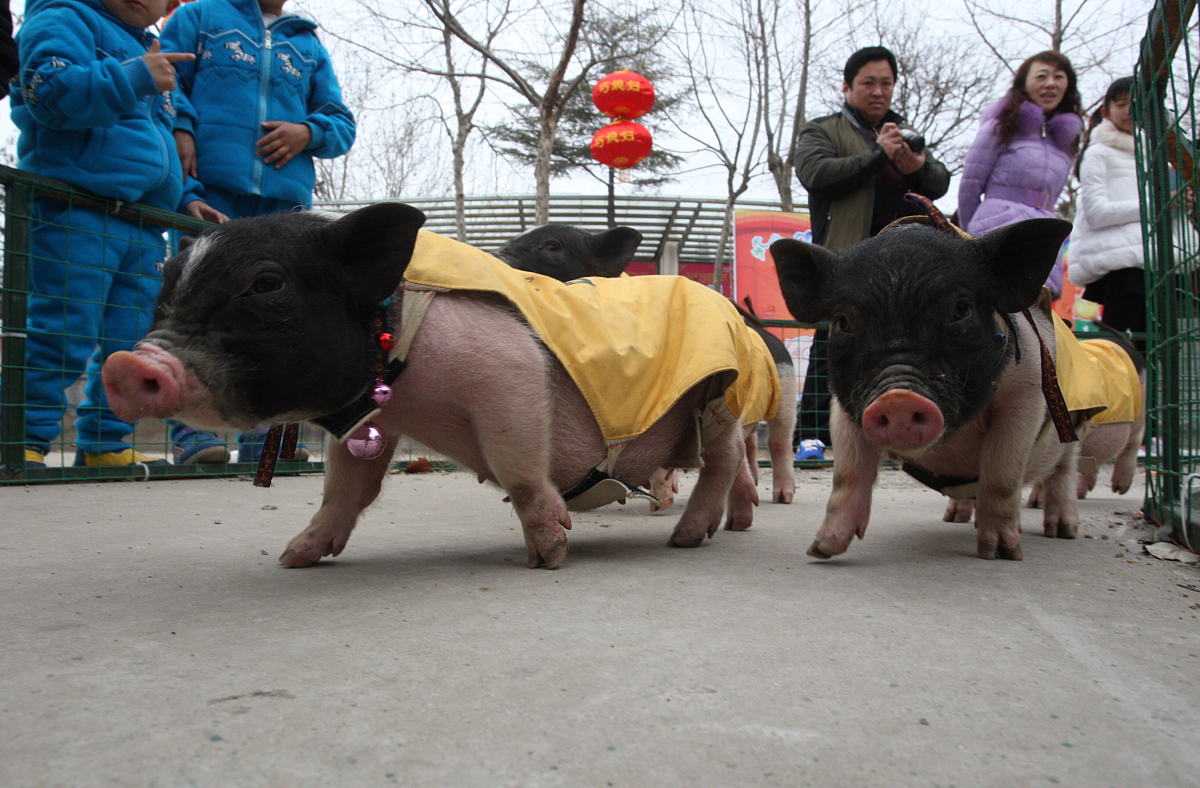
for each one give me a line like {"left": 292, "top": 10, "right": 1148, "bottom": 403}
{"left": 143, "top": 40, "right": 194, "bottom": 93}
{"left": 186, "top": 200, "right": 229, "bottom": 224}
{"left": 174, "top": 130, "right": 197, "bottom": 177}
{"left": 257, "top": 121, "right": 312, "bottom": 169}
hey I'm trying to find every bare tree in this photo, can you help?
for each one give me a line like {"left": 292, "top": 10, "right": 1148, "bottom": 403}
{"left": 761, "top": 0, "right": 860, "bottom": 212}
{"left": 666, "top": 1, "right": 770, "bottom": 289}
{"left": 961, "top": 0, "right": 1142, "bottom": 87}
{"left": 422, "top": 0, "right": 588, "bottom": 225}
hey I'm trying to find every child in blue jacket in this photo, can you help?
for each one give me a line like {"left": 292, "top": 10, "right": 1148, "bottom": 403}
{"left": 162, "top": 0, "right": 355, "bottom": 461}
{"left": 11, "top": 0, "right": 226, "bottom": 469}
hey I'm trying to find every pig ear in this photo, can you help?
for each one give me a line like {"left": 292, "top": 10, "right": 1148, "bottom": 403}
{"left": 334, "top": 202, "right": 427, "bottom": 303}
{"left": 974, "top": 218, "right": 1073, "bottom": 314}
{"left": 771, "top": 238, "right": 838, "bottom": 323}
{"left": 588, "top": 227, "right": 643, "bottom": 277}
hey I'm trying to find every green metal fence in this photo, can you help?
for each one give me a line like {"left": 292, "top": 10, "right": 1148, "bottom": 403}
{"left": 0, "top": 165, "right": 334, "bottom": 484}
{"left": 0, "top": 167, "right": 827, "bottom": 486}
{"left": 1136, "top": 0, "right": 1200, "bottom": 550}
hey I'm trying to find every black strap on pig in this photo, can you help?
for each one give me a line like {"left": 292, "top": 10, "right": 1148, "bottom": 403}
{"left": 1021, "top": 309, "right": 1078, "bottom": 444}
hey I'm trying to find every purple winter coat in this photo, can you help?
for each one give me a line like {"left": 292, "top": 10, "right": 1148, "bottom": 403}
{"left": 957, "top": 98, "right": 1082, "bottom": 297}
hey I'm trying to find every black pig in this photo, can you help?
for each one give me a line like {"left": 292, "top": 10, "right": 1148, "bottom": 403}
{"left": 772, "top": 217, "right": 1077, "bottom": 560}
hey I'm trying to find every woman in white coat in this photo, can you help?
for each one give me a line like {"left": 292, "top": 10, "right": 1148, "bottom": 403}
{"left": 1069, "top": 77, "right": 1145, "bottom": 347}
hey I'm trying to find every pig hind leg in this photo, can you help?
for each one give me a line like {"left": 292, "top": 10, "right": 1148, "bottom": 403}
{"left": 1109, "top": 421, "right": 1143, "bottom": 494}
{"left": 724, "top": 440, "right": 759, "bottom": 531}
{"left": 768, "top": 364, "right": 798, "bottom": 503}
{"left": 944, "top": 497, "right": 975, "bottom": 522}
{"left": 668, "top": 424, "right": 743, "bottom": 547}
{"left": 280, "top": 435, "right": 396, "bottom": 567}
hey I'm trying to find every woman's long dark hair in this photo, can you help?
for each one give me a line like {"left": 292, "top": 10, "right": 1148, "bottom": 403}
{"left": 996, "top": 51, "right": 1083, "bottom": 155}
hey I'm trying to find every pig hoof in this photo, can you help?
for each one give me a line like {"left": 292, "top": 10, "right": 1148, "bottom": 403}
{"left": 806, "top": 537, "right": 846, "bottom": 559}
{"left": 723, "top": 513, "right": 753, "bottom": 531}
{"left": 279, "top": 547, "right": 322, "bottom": 568}
{"left": 997, "top": 542, "right": 1023, "bottom": 560}
{"left": 1043, "top": 520, "right": 1078, "bottom": 539}
{"left": 649, "top": 495, "right": 675, "bottom": 513}
{"left": 774, "top": 487, "right": 794, "bottom": 504}
{"left": 667, "top": 529, "right": 706, "bottom": 548}
{"left": 527, "top": 539, "right": 569, "bottom": 569}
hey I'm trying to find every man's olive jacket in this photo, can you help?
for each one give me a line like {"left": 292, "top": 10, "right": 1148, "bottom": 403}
{"left": 795, "top": 104, "right": 950, "bottom": 250}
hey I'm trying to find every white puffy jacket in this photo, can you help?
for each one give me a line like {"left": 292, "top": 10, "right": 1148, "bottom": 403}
{"left": 1068, "top": 120, "right": 1144, "bottom": 286}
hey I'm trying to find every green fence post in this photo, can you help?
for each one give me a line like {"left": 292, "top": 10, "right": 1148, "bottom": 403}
{"left": 1, "top": 180, "right": 31, "bottom": 478}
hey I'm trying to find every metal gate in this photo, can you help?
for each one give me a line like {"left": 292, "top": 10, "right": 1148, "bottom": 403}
{"left": 1136, "top": 0, "right": 1200, "bottom": 550}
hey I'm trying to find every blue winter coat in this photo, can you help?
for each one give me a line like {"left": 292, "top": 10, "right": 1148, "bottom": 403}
{"left": 11, "top": 0, "right": 202, "bottom": 212}
{"left": 161, "top": 0, "right": 355, "bottom": 208}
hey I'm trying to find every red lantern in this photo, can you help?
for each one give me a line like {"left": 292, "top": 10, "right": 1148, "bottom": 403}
{"left": 592, "top": 69, "right": 655, "bottom": 120}
{"left": 590, "top": 120, "right": 653, "bottom": 170}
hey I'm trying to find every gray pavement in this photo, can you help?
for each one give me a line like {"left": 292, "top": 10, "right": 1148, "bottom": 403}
{"left": 3, "top": 463, "right": 1198, "bottom": 788}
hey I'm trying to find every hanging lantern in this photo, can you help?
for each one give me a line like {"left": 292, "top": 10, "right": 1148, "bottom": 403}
{"left": 592, "top": 69, "right": 656, "bottom": 120}
{"left": 590, "top": 120, "right": 653, "bottom": 170}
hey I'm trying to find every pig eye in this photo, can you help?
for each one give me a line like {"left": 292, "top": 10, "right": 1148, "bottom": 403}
{"left": 952, "top": 300, "right": 974, "bottom": 322}
{"left": 540, "top": 240, "right": 563, "bottom": 253}
{"left": 247, "top": 273, "right": 285, "bottom": 296}
{"left": 831, "top": 314, "right": 852, "bottom": 333}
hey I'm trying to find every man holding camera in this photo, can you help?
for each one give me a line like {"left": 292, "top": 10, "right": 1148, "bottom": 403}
{"left": 791, "top": 46, "right": 950, "bottom": 453}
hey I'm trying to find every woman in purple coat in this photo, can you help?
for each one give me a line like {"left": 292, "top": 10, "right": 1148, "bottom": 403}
{"left": 957, "top": 51, "right": 1084, "bottom": 298}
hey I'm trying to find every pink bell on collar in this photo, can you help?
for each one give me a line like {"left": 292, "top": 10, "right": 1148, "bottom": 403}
{"left": 347, "top": 421, "right": 386, "bottom": 459}
{"left": 371, "top": 383, "right": 393, "bottom": 406}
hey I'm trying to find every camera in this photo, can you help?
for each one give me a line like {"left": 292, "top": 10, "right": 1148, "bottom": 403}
{"left": 900, "top": 130, "right": 926, "bottom": 153}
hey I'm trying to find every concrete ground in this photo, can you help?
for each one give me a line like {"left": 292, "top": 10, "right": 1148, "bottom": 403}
{"left": 3, "top": 462, "right": 1198, "bottom": 788}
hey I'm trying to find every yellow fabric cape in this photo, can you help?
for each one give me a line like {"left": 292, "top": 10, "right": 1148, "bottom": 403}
{"left": 1052, "top": 313, "right": 1142, "bottom": 424}
{"left": 401, "top": 230, "right": 781, "bottom": 445}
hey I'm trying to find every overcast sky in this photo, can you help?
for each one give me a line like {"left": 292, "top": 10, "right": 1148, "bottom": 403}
{"left": 1, "top": 0, "right": 1151, "bottom": 209}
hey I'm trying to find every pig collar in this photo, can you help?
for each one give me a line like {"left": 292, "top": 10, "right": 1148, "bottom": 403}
{"left": 253, "top": 302, "right": 406, "bottom": 488}
{"left": 310, "top": 304, "right": 407, "bottom": 441}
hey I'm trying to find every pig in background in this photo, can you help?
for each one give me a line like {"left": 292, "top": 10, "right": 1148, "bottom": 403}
{"left": 101, "top": 204, "right": 776, "bottom": 570}
{"left": 1025, "top": 321, "right": 1146, "bottom": 505}
{"left": 496, "top": 224, "right": 798, "bottom": 510}
{"left": 772, "top": 215, "right": 1079, "bottom": 560}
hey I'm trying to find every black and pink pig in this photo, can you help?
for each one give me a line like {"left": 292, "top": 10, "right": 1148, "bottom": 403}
{"left": 771, "top": 215, "right": 1078, "bottom": 560}
{"left": 101, "top": 204, "right": 778, "bottom": 569}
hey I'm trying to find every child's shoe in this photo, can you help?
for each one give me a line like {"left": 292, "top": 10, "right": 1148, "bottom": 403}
{"left": 172, "top": 427, "right": 229, "bottom": 464}
{"left": 25, "top": 448, "right": 47, "bottom": 469}
{"left": 73, "top": 449, "right": 169, "bottom": 467}
{"left": 236, "top": 427, "right": 310, "bottom": 463}
{"left": 795, "top": 439, "right": 825, "bottom": 461}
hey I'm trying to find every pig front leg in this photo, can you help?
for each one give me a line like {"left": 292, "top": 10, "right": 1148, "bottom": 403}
{"left": 809, "top": 402, "right": 881, "bottom": 558}
{"left": 972, "top": 421, "right": 1041, "bottom": 560}
{"left": 648, "top": 468, "right": 678, "bottom": 512}
{"left": 667, "top": 424, "right": 743, "bottom": 547}
{"left": 1039, "top": 444, "right": 1080, "bottom": 539}
{"left": 280, "top": 435, "right": 396, "bottom": 567}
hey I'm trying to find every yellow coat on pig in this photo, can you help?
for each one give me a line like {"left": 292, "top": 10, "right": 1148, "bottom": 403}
{"left": 397, "top": 230, "right": 781, "bottom": 454}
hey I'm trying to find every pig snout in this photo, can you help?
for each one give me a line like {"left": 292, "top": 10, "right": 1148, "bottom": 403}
{"left": 102, "top": 346, "right": 185, "bottom": 422}
{"left": 861, "top": 389, "right": 944, "bottom": 449}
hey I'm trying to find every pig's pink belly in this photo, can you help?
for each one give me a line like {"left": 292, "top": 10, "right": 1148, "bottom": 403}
{"left": 379, "top": 355, "right": 680, "bottom": 495}
{"left": 883, "top": 416, "right": 1061, "bottom": 488}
